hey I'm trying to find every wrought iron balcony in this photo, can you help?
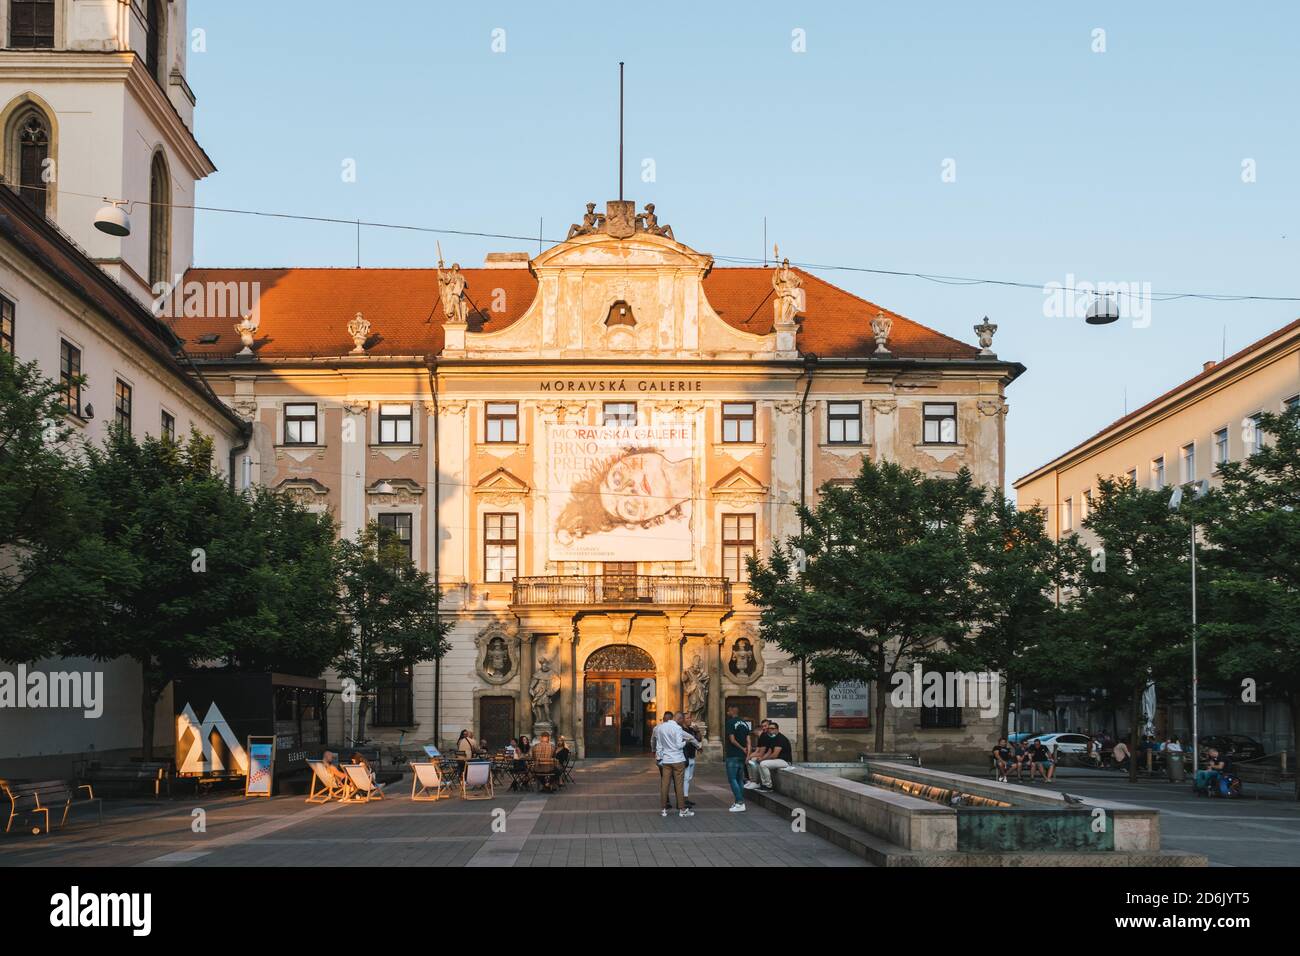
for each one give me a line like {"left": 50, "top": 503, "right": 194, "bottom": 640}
{"left": 511, "top": 574, "right": 732, "bottom": 609}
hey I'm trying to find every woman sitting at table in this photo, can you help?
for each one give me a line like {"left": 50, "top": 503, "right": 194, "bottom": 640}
{"left": 508, "top": 737, "right": 529, "bottom": 790}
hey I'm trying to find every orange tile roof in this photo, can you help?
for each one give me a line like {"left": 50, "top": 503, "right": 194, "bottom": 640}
{"left": 175, "top": 265, "right": 980, "bottom": 361}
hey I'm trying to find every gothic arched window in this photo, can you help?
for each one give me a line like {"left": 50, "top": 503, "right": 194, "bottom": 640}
{"left": 148, "top": 151, "right": 171, "bottom": 287}
{"left": 15, "top": 109, "right": 50, "bottom": 214}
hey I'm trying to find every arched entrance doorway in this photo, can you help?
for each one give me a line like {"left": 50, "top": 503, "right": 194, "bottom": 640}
{"left": 584, "top": 644, "right": 657, "bottom": 757}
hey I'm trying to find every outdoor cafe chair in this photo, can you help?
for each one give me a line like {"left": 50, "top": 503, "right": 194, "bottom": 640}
{"left": 531, "top": 758, "right": 561, "bottom": 793}
{"left": 560, "top": 753, "right": 577, "bottom": 786}
{"left": 461, "top": 760, "right": 494, "bottom": 800}
{"left": 306, "top": 760, "right": 348, "bottom": 804}
{"left": 410, "top": 761, "right": 450, "bottom": 802}
{"left": 341, "top": 764, "right": 385, "bottom": 804}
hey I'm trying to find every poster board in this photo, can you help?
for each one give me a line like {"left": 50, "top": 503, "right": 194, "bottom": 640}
{"left": 244, "top": 736, "right": 275, "bottom": 797}
{"left": 547, "top": 423, "right": 694, "bottom": 561}
{"left": 827, "top": 680, "right": 871, "bottom": 728}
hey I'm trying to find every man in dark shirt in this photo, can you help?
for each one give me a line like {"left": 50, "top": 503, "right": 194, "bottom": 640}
{"left": 723, "top": 704, "right": 751, "bottom": 811}
{"left": 1026, "top": 738, "right": 1055, "bottom": 782}
{"left": 755, "top": 722, "right": 792, "bottom": 791}
{"left": 991, "top": 738, "right": 1015, "bottom": 782}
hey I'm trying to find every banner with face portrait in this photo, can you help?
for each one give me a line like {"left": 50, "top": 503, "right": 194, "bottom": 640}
{"left": 548, "top": 423, "right": 694, "bottom": 560}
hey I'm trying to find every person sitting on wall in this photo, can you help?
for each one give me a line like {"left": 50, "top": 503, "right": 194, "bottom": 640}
{"left": 1026, "top": 737, "right": 1056, "bottom": 783}
{"left": 753, "top": 722, "right": 792, "bottom": 791}
{"left": 991, "top": 737, "right": 1017, "bottom": 783}
{"left": 744, "top": 720, "right": 773, "bottom": 789}
{"left": 1112, "top": 739, "right": 1131, "bottom": 771}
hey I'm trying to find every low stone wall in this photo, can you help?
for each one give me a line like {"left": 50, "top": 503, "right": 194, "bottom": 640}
{"left": 773, "top": 765, "right": 957, "bottom": 851}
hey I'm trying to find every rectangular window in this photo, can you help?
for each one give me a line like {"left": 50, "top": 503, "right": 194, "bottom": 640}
{"left": 372, "top": 663, "right": 413, "bottom": 727}
{"left": 602, "top": 401, "right": 637, "bottom": 426}
{"left": 284, "top": 403, "right": 317, "bottom": 445}
{"left": 722, "top": 513, "right": 756, "bottom": 583}
{"left": 1082, "top": 488, "right": 1092, "bottom": 520}
{"left": 920, "top": 706, "right": 963, "bottom": 729}
{"left": 59, "top": 339, "right": 81, "bottom": 416}
{"left": 722, "top": 402, "right": 755, "bottom": 443}
{"left": 10, "top": 0, "right": 55, "bottom": 49}
{"left": 1286, "top": 395, "right": 1299, "bottom": 411}
{"left": 484, "top": 513, "right": 518, "bottom": 583}
{"left": 485, "top": 402, "right": 518, "bottom": 443}
{"left": 1062, "top": 497, "right": 1073, "bottom": 532}
{"left": 0, "top": 296, "right": 13, "bottom": 353}
{"left": 1151, "top": 456, "right": 1165, "bottom": 489}
{"left": 160, "top": 409, "right": 176, "bottom": 442}
{"left": 378, "top": 403, "right": 413, "bottom": 444}
{"left": 826, "top": 401, "right": 862, "bottom": 444}
{"left": 376, "top": 513, "right": 413, "bottom": 561}
{"left": 1181, "top": 443, "right": 1196, "bottom": 483}
{"left": 114, "top": 379, "right": 132, "bottom": 432}
{"left": 922, "top": 403, "right": 958, "bottom": 444}
{"left": 1213, "top": 428, "right": 1229, "bottom": 469}
{"left": 1127, "top": 468, "right": 1137, "bottom": 486}
{"left": 1247, "top": 413, "right": 1264, "bottom": 456}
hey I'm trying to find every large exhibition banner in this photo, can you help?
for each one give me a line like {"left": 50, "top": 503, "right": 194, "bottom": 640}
{"left": 548, "top": 423, "right": 694, "bottom": 561}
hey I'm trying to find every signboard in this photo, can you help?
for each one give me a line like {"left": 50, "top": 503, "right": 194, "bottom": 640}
{"left": 422, "top": 745, "right": 442, "bottom": 759}
{"left": 244, "top": 736, "right": 275, "bottom": 798}
{"left": 766, "top": 702, "right": 798, "bottom": 719}
{"left": 547, "top": 423, "right": 694, "bottom": 561}
{"left": 828, "top": 680, "right": 871, "bottom": 728}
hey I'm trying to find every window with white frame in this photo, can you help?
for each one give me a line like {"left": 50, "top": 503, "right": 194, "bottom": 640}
{"left": 722, "top": 513, "right": 756, "bottom": 583}
{"left": 0, "top": 295, "right": 13, "bottom": 354}
{"left": 1246, "top": 413, "right": 1264, "bottom": 456}
{"left": 376, "top": 512, "right": 413, "bottom": 561}
{"left": 1213, "top": 427, "right": 1229, "bottom": 469}
{"left": 1062, "top": 497, "right": 1073, "bottom": 532}
{"left": 721, "top": 402, "right": 755, "bottom": 443}
{"left": 59, "top": 339, "right": 82, "bottom": 416}
{"left": 485, "top": 402, "right": 518, "bottom": 443}
{"left": 1151, "top": 456, "right": 1165, "bottom": 488}
{"left": 826, "top": 401, "right": 862, "bottom": 444}
{"left": 1180, "top": 443, "right": 1195, "bottom": 483}
{"left": 284, "top": 403, "right": 317, "bottom": 445}
{"left": 484, "top": 513, "right": 518, "bottom": 582}
{"left": 160, "top": 409, "right": 176, "bottom": 442}
{"left": 1126, "top": 468, "right": 1137, "bottom": 486}
{"left": 378, "top": 403, "right": 413, "bottom": 444}
{"left": 922, "top": 403, "right": 957, "bottom": 444}
{"left": 114, "top": 378, "right": 132, "bottom": 432}
{"left": 1082, "top": 488, "right": 1092, "bottom": 520}
{"left": 603, "top": 401, "right": 636, "bottom": 426}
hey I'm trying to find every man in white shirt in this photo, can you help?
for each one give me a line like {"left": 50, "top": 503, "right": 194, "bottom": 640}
{"left": 653, "top": 712, "right": 696, "bottom": 818}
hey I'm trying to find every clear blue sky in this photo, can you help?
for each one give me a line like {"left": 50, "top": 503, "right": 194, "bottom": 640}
{"left": 188, "top": 1, "right": 1299, "bottom": 484}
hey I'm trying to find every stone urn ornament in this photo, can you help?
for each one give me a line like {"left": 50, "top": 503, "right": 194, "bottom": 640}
{"left": 974, "top": 316, "right": 998, "bottom": 356}
{"left": 234, "top": 312, "right": 259, "bottom": 355}
{"left": 347, "top": 312, "right": 371, "bottom": 353}
{"left": 871, "top": 311, "right": 893, "bottom": 355}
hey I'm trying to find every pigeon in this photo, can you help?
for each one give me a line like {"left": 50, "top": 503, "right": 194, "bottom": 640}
{"left": 1062, "top": 793, "right": 1086, "bottom": 805}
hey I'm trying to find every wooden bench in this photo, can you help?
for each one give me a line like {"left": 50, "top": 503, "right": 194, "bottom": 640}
{"left": 2, "top": 778, "right": 102, "bottom": 835}
{"left": 79, "top": 761, "right": 172, "bottom": 797}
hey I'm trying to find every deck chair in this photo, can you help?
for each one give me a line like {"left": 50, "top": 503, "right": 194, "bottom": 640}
{"left": 341, "top": 764, "right": 384, "bottom": 804}
{"left": 461, "top": 760, "right": 494, "bottom": 801}
{"left": 410, "top": 761, "right": 450, "bottom": 802}
{"left": 306, "top": 760, "right": 347, "bottom": 804}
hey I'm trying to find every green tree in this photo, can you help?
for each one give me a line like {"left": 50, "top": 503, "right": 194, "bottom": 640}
{"left": 0, "top": 352, "right": 126, "bottom": 662}
{"left": 1196, "top": 406, "right": 1300, "bottom": 798}
{"left": 940, "top": 493, "right": 1083, "bottom": 737}
{"left": 1072, "top": 476, "right": 1195, "bottom": 782}
{"left": 335, "top": 522, "right": 450, "bottom": 743}
{"left": 747, "top": 459, "right": 981, "bottom": 752}
{"left": 69, "top": 427, "right": 250, "bottom": 757}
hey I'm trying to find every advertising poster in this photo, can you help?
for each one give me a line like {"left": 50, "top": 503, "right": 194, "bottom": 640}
{"left": 547, "top": 422, "right": 694, "bottom": 560}
{"left": 828, "top": 680, "right": 871, "bottom": 728}
{"left": 244, "top": 736, "right": 275, "bottom": 797}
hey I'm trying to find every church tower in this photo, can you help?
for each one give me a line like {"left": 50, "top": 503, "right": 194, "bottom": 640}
{"left": 0, "top": 0, "right": 213, "bottom": 304}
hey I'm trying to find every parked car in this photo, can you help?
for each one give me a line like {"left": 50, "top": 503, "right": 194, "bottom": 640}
{"left": 1199, "top": 735, "right": 1265, "bottom": 763}
{"left": 1026, "top": 732, "right": 1093, "bottom": 755}
{"left": 1007, "top": 732, "right": 1039, "bottom": 743}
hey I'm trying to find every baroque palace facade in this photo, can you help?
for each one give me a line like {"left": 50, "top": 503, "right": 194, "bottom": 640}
{"left": 177, "top": 201, "right": 1024, "bottom": 761}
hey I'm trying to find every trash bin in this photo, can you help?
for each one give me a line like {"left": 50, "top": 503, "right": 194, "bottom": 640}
{"left": 1166, "top": 751, "right": 1186, "bottom": 782}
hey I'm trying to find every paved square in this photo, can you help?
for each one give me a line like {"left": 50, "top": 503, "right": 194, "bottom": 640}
{"left": 0, "top": 759, "right": 867, "bottom": 868}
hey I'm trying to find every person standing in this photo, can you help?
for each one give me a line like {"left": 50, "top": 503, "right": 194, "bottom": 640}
{"left": 679, "top": 710, "right": 702, "bottom": 809}
{"left": 654, "top": 712, "right": 695, "bottom": 817}
{"left": 723, "top": 704, "right": 751, "bottom": 812}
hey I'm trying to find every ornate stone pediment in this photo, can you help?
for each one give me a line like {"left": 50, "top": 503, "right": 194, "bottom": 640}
{"left": 473, "top": 467, "right": 530, "bottom": 505}
{"left": 367, "top": 477, "right": 424, "bottom": 505}
{"left": 711, "top": 467, "right": 768, "bottom": 506}
{"left": 274, "top": 477, "right": 330, "bottom": 507}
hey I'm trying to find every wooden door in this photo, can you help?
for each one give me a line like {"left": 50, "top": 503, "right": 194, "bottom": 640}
{"left": 584, "top": 678, "right": 619, "bottom": 757}
{"left": 479, "top": 696, "right": 514, "bottom": 752}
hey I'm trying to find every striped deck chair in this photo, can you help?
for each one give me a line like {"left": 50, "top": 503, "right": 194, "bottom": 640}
{"left": 461, "top": 760, "right": 494, "bottom": 801}
{"left": 410, "top": 761, "right": 450, "bottom": 802}
{"left": 306, "top": 760, "right": 347, "bottom": 804}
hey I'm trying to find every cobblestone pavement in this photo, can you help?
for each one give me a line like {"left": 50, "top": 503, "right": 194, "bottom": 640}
{"left": 0, "top": 758, "right": 867, "bottom": 868}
